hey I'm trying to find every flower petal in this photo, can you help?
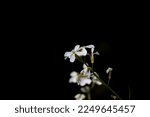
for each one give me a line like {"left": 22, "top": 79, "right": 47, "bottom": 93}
{"left": 106, "top": 67, "right": 113, "bottom": 74}
{"left": 74, "top": 94, "right": 86, "bottom": 100}
{"left": 91, "top": 74, "right": 102, "bottom": 85}
{"left": 70, "top": 71, "right": 78, "bottom": 77}
{"left": 79, "top": 78, "right": 91, "bottom": 86}
{"left": 69, "top": 77, "right": 78, "bottom": 83}
{"left": 70, "top": 54, "right": 75, "bottom": 62}
{"left": 94, "top": 79, "right": 102, "bottom": 85}
{"left": 76, "top": 47, "right": 87, "bottom": 56}
{"left": 94, "top": 51, "right": 100, "bottom": 55}
{"left": 64, "top": 52, "right": 72, "bottom": 58}
{"left": 74, "top": 45, "right": 80, "bottom": 51}
{"left": 81, "top": 47, "right": 87, "bottom": 56}
{"left": 91, "top": 47, "right": 94, "bottom": 53}
{"left": 83, "top": 64, "right": 87, "bottom": 69}
{"left": 85, "top": 45, "right": 95, "bottom": 48}
{"left": 80, "top": 64, "right": 88, "bottom": 75}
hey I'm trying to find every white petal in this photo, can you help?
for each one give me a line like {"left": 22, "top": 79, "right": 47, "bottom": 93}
{"left": 86, "top": 71, "right": 91, "bottom": 78}
{"left": 70, "top": 54, "right": 75, "bottom": 62}
{"left": 64, "top": 52, "right": 72, "bottom": 58}
{"left": 106, "top": 67, "right": 113, "bottom": 74}
{"left": 83, "top": 64, "right": 87, "bottom": 69}
{"left": 92, "top": 75, "right": 102, "bottom": 85}
{"left": 80, "top": 64, "right": 88, "bottom": 74}
{"left": 94, "top": 51, "right": 100, "bottom": 55}
{"left": 81, "top": 47, "right": 87, "bottom": 56}
{"left": 75, "top": 51, "right": 84, "bottom": 56}
{"left": 74, "top": 94, "right": 86, "bottom": 100}
{"left": 79, "top": 78, "right": 91, "bottom": 86}
{"left": 69, "top": 77, "right": 78, "bottom": 83}
{"left": 70, "top": 71, "right": 78, "bottom": 77}
{"left": 94, "top": 80, "right": 102, "bottom": 85}
{"left": 86, "top": 45, "right": 95, "bottom": 48}
{"left": 76, "top": 48, "right": 87, "bottom": 56}
{"left": 74, "top": 45, "right": 80, "bottom": 51}
{"left": 91, "top": 48, "right": 94, "bottom": 53}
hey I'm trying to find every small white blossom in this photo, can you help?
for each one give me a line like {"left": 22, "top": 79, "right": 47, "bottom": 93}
{"left": 74, "top": 93, "right": 86, "bottom": 100}
{"left": 69, "top": 71, "right": 78, "bottom": 83}
{"left": 106, "top": 67, "right": 113, "bottom": 74}
{"left": 80, "top": 86, "right": 90, "bottom": 93}
{"left": 64, "top": 45, "right": 87, "bottom": 62}
{"left": 79, "top": 77, "right": 91, "bottom": 86}
{"left": 69, "top": 69, "right": 92, "bottom": 86}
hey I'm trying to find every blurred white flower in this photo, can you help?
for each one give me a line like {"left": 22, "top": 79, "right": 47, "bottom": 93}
{"left": 69, "top": 64, "right": 92, "bottom": 86}
{"left": 106, "top": 67, "right": 113, "bottom": 74}
{"left": 80, "top": 86, "right": 90, "bottom": 93}
{"left": 69, "top": 71, "right": 78, "bottom": 83}
{"left": 74, "top": 93, "right": 86, "bottom": 100}
{"left": 64, "top": 45, "right": 87, "bottom": 62}
{"left": 79, "top": 77, "right": 91, "bottom": 86}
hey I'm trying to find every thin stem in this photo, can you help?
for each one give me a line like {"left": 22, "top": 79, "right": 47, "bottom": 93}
{"left": 128, "top": 84, "right": 131, "bottom": 100}
{"left": 91, "top": 63, "right": 94, "bottom": 71}
{"left": 107, "top": 79, "right": 110, "bottom": 85}
{"left": 77, "top": 56, "right": 122, "bottom": 100}
{"left": 87, "top": 91, "right": 91, "bottom": 100}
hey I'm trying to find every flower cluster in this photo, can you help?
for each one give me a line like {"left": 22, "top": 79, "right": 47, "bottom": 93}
{"left": 69, "top": 64, "right": 102, "bottom": 86}
{"left": 64, "top": 45, "right": 99, "bottom": 63}
{"left": 64, "top": 44, "right": 102, "bottom": 99}
{"left": 64, "top": 44, "right": 117, "bottom": 100}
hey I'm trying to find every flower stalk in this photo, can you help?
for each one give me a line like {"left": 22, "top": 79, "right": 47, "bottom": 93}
{"left": 64, "top": 44, "right": 122, "bottom": 100}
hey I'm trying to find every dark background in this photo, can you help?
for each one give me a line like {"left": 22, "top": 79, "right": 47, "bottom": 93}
{"left": 1, "top": 4, "right": 149, "bottom": 99}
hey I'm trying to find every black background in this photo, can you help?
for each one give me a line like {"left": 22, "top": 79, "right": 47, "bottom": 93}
{"left": 1, "top": 4, "right": 149, "bottom": 99}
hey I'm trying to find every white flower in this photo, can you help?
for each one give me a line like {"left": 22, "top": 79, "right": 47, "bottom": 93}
{"left": 74, "top": 93, "right": 86, "bottom": 100}
{"left": 69, "top": 71, "right": 78, "bottom": 83}
{"left": 79, "top": 77, "right": 91, "bottom": 86}
{"left": 64, "top": 45, "right": 87, "bottom": 62}
{"left": 80, "top": 86, "right": 90, "bottom": 93}
{"left": 79, "top": 64, "right": 92, "bottom": 86}
{"left": 91, "top": 73, "right": 102, "bottom": 85}
{"left": 106, "top": 67, "right": 113, "bottom": 74}
{"left": 69, "top": 64, "right": 92, "bottom": 86}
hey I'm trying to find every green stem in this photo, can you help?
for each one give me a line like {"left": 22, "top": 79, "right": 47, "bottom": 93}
{"left": 107, "top": 79, "right": 110, "bottom": 85}
{"left": 87, "top": 91, "right": 91, "bottom": 100}
{"left": 77, "top": 56, "right": 122, "bottom": 100}
{"left": 91, "top": 63, "right": 94, "bottom": 71}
